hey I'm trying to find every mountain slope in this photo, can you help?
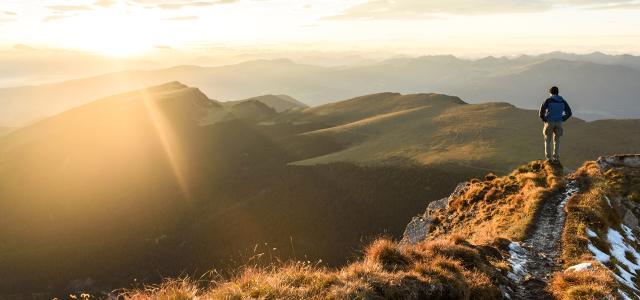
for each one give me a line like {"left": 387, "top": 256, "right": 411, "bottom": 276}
{"left": 462, "top": 59, "right": 640, "bottom": 120}
{"left": 225, "top": 94, "right": 308, "bottom": 113}
{"left": 2, "top": 84, "right": 640, "bottom": 297}
{"left": 278, "top": 93, "right": 640, "bottom": 172}
{"left": 128, "top": 156, "right": 640, "bottom": 300}
{"left": 0, "top": 59, "right": 327, "bottom": 126}
{"left": 0, "top": 84, "right": 477, "bottom": 297}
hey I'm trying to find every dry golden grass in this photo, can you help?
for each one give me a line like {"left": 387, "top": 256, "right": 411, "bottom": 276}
{"left": 428, "top": 160, "right": 564, "bottom": 244}
{"left": 548, "top": 264, "right": 617, "bottom": 300}
{"left": 560, "top": 162, "right": 616, "bottom": 267}
{"left": 553, "top": 160, "right": 640, "bottom": 299}
{"left": 124, "top": 159, "right": 640, "bottom": 299}
{"left": 124, "top": 236, "right": 506, "bottom": 299}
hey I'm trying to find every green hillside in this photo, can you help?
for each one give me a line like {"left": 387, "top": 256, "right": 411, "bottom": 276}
{"left": 279, "top": 93, "right": 640, "bottom": 172}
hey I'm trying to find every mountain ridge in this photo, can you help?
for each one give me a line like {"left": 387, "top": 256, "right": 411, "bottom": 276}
{"left": 123, "top": 155, "right": 640, "bottom": 300}
{"left": 0, "top": 83, "right": 481, "bottom": 296}
{"left": 278, "top": 92, "right": 640, "bottom": 172}
{"left": 3, "top": 52, "right": 640, "bottom": 126}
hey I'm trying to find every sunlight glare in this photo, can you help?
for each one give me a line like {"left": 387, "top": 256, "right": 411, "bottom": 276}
{"left": 54, "top": 5, "right": 155, "bottom": 57}
{"left": 140, "top": 89, "right": 193, "bottom": 201}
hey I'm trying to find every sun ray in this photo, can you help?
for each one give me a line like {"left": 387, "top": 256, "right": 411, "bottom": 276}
{"left": 140, "top": 88, "right": 192, "bottom": 201}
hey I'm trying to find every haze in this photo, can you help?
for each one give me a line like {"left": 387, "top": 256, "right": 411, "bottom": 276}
{"left": 3, "top": 0, "right": 640, "bottom": 58}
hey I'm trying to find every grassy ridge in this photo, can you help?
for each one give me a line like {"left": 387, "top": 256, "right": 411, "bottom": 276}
{"left": 427, "top": 161, "right": 564, "bottom": 244}
{"left": 124, "top": 236, "right": 507, "bottom": 300}
{"left": 284, "top": 93, "right": 640, "bottom": 172}
{"left": 550, "top": 160, "right": 640, "bottom": 299}
{"left": 125, "top": 161, "right": 572, "bottom": 299}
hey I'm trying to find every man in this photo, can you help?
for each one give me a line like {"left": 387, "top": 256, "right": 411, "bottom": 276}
{"left": 539, "top": 86, "right": 572, "bottom": 164}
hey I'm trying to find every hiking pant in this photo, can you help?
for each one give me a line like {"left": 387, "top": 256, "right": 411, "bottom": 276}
{"left": 544, "top": 121, "right": 563, "bottom": 160}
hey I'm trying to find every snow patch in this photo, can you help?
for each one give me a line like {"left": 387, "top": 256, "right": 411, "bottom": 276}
{"left": 507, "top": 242, "right": 528, "bottom": 281}
{"left": 590, "top": 226, "right": 640, "bottom": 294}
{"left": 564, "top": 262, "right": 592, "bottom": 273}
{"left": 588, "top": 242, "right": 611, "bottom": 263}
{"left": 586, "top": 228, "right": 598, "bottom": 238}
{"left": 623, "top": 225, "right": 637, "bottom": 242}
{"left": 620, "top": 289, "right": 634, "bottom": 300}
{"left": 608, "top": 228, "right": 640, "bottom": 275}
{"left": 615, "top": 265, "right": 639, "bottom": 291}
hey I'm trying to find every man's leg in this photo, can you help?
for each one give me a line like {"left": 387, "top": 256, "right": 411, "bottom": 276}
{"left": 543, "top": 123, "right": 553, "bottom": 160}
{"left": 553, "top": 122, "right": 563, "bottom": 161}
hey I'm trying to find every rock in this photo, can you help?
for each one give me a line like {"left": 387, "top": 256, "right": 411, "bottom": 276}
{"left": 564, "top": 262, "right": 593, "bottom": 273}
{"left": 492, "top": 237, "right": 512, "bottom": 252}
{"left": 479, "top": 245, "right": 503, "bottom": 259}
{"left": 402, "top": 216, "right": 431, "bottom": 244}
{"left": 622, "top": 209, "right": 639, "bottom": 229}
{"left": 400, "top": 182, "right": 468, "bottom": 244}
{"left": 597, "top": 154, "right": 640, "bottom": 171}
{"left": 499, "top": 285, "right": 513, "bottom": 299}
{"left": 427, "top": 197, "right": 448, "bottom": 214}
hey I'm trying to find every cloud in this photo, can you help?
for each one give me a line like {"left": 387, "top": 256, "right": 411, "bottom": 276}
{"left": 165, "top": 15, "right": 199, "bottom": 21}
{"left": 13, "top": 44, "right": 37, "bottom": 51}
{"left": 94, "top": 0, "right": 117, "bottom": 8}
{"left": 588, "top": 1, "right": 640, "bottom": 10}
{"left": 326, "top": 0, "right": 640, "bottom": 20}
{"left": 43, "top": 14, "right": 77, "bottom": 22}
{"left": 132, "top": 0, "right": 237, "bottom": 10}
{"left": 47, "top": 5, "right": 93, "bottom": 12}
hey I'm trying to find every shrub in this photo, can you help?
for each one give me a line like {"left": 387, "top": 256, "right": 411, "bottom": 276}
{"left": 549, "top": 266, "right": 616, "bottom": 300}
{"left": 364, "top": 239, "right": 412, "bottom": 271}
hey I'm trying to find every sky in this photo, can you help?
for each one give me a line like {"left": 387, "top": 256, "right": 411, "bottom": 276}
{"left": 1, "top": 0, "right": 640, "bottom": 58}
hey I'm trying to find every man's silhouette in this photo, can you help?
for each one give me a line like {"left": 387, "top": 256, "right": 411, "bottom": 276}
{"left": 539, "top": 86, "right": 572, "bottom": 163}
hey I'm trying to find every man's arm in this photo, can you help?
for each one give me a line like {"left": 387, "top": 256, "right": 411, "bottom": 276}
{"left": 562, "top": 100, "right": 573, "bottom": 121}
{"left": 539, "top": 99, "right": 549, "bottom": 122}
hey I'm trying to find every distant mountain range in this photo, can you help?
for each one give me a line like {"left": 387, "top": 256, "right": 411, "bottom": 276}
{"left": 1, "top": 82, "right": 639, "bottom": 296}
{"left": 2, "top": 52, "right": 640, "bottom": 126}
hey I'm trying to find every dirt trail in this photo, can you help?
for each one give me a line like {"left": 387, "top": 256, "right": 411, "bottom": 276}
{"left": 510, "top": 179, "right": 579, "bottom": 299}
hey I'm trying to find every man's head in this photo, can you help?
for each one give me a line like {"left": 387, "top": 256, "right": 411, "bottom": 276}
{"left": 549, "top": 86, "right": 559, "bottom": 95}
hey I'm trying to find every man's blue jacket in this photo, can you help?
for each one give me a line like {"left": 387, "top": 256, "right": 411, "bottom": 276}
{"left": 539, "top": 95, "right": 572, "bottom": 122}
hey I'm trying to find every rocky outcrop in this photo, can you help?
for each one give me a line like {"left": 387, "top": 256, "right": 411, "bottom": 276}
{"left": 401, "top": 182, "right": 468, "bottom": 244}
{"left": 597, "top": 154, "right": 640, "bottom": 170}
{"left": 597, "top": 155, "right": 640, "bottom": 230}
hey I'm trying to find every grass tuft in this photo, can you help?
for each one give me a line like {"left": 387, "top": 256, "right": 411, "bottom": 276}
{"left": 364, "top": 238, "right": 412, "bottom": 271}
{"left": 549, "top": 264, "right": 616, "bottom": 300}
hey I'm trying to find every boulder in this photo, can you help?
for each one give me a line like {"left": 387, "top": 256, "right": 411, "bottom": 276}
{"left": 401, "top": 183, "right": 468, "bottom": 244}
{"left": 597, "top": 154, "right": 640, "bottom": 171}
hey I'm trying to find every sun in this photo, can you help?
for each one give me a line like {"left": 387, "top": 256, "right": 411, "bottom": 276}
{"left": 90, "top": 39, "right": 152, "bottom": 58}
{"left": 80, "top": 20, "right": 154, "bottom": 58}
{"left": 51, "top": 7, "right": 156, "bottom": 58}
